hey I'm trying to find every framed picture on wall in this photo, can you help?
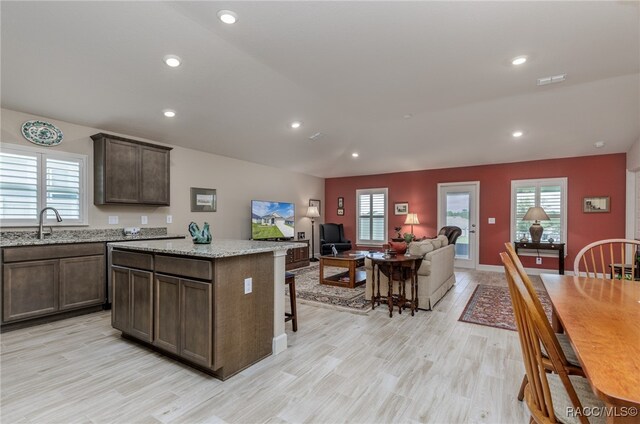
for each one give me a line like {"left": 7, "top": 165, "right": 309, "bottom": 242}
{"left": 338, "top": 197, "right": 344, "bottom": 208}
{"left": 309, "top": 199, "right": 321, "bottom": 213}
{"left": 337, "top": 208, "right": 344, "bottom": 216}
{"left": 190, "top": 187, "right": 217, "bottom": 212}
{"left": 583, "top": 196, "right": 610, "bottom": 213}
{"left": 394, "top": 202, "right": 409, "bottom": 215}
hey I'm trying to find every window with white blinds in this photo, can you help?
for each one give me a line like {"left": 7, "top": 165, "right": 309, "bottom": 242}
{"left": 356, "top": 188, "right": 388, "bottom": 245}
{"left": 511, "top": 178, "right": 567, "bottom": 244}
{"left": 0, "top": 144, "right": 87, "bottom": 226}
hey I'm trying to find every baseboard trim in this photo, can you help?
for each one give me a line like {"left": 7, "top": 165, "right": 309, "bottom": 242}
{"left": 475, "top": 264, "right": 574, "bottom": 276}
{"left": 272, "top": 333, "right": 288, "bottom": 355}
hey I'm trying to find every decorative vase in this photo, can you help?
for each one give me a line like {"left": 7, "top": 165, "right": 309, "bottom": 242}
{"left": 188, "top": 222, "right": 212, "bottom": 244}
{"left": 403, "top": 233, "right": 414, "bottom": 244}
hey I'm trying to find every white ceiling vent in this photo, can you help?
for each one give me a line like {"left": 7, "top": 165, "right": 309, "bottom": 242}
{"left": 308, "top": 132, "right": 324, "bottom": 141}
{"left": 537, "top": 74, "right": 567, "bottom": 86}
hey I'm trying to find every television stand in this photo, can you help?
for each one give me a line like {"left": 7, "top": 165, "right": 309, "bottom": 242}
{"left": 284, "top": 239, "right": 310, "bottom": 270}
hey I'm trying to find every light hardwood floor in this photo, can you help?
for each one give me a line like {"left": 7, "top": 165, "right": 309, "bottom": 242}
{"left": 1, "top": 270, "right": 530, "bottom": 423}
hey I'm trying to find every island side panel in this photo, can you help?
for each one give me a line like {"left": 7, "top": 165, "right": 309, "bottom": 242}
{"left": 272, "top": 249, "right": 287, "bottom": 355}
{"left": 213, "top": 252, "right": 274, "bottom": 379}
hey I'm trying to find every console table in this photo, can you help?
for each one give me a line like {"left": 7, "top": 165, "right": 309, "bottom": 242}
{"left": 513, "top": 241, "right": 565, "bottom": 274}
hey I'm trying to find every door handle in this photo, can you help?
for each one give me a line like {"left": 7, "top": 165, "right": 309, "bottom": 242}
{"left": 469, "top": 230, "right": 476, "bottom": 233}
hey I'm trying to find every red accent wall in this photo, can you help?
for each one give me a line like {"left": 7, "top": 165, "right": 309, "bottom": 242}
{"left": 324, "top": 154, "right": 627, "bottom": 271}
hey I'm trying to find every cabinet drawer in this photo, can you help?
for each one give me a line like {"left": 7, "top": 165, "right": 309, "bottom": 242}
{"left": 112, "top": 250, "right": 153, "bottom": 271}
{"left": 3, "top": 243, "right": 105, "bottom": 263}
{"left": 155, "top": 255, "right": 212, "bottom": 281}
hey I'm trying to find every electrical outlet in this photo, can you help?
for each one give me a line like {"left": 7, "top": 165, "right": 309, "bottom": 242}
{"left": 244, "top": 277, "right": 252, "bottom": 294}
{"left": 536, "top": 257, "right": 542, "bottom": 265}
{"left": 108, "top": 216, "right": 118, "bottom": 225}
{"left": 141, "top": 216, "right": 148, "bottom": 225}
{"left": 166, "top": 215, "right": 173, "bottom": 224}
{"left": 488, "top": 217, "right": 496, "bottom": 224}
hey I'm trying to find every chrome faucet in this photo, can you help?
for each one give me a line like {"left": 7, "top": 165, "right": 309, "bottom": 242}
{"left": 38, "top": 207, "right": 63, "bottom": 239}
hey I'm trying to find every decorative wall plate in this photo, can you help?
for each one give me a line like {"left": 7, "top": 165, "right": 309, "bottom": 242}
{"left": 21, "top": 120, "right": 63, "bottom": 146}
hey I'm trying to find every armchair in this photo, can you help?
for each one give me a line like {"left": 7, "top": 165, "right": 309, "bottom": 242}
{"left": 438, "top": 226, "right": 462, "bottom": 245}
{"left": 319, "top": 223, "right": 352, "bottom": 255}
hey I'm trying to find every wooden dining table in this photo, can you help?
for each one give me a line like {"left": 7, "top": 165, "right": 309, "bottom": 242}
{"left": 541, "top": 274, "right": 640, "bottom": 424}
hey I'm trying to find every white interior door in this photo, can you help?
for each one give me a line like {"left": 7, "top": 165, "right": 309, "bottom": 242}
{"left": 438, "top": 182, "right": 479, "bottom": 269}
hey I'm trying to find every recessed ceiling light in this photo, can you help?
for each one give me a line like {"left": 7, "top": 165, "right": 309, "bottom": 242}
{"left": 403, "top": 114, "right": 413, "bottom": 119}
{"left": 594, "top": 141, "right": 606, "bottom": 148}
{"left": 163, "top": 110, "right": 176, "bottom": 118}
{"left": 163, "top": 55, "right": 181, "bottom": 68}
{"left": 352, "top": 152, "right": 359, "bottom": 158}
{"left": 512, "top": 56, "right": 527, "bottom": 66}
{"left": 512, "top": 131, "right": 524, "bottom": 138}
{"left": 290, "top": 121, "right": 302, "bottom": 129}
{"left": 217, "top": 10, "right": 238, "bottom": 24}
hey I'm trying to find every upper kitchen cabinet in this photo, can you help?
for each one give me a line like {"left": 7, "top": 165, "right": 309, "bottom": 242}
{"left": 92, "top": 133, "right": 172, "bottom": 206}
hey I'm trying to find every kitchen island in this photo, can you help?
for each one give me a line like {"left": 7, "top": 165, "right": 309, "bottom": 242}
{"left": 107, "top": 238, "right": 303, "bottom": 380}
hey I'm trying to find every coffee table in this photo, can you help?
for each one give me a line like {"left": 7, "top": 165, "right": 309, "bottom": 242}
{"left": 319, "top": 251, "right": 368, "bottom": 288}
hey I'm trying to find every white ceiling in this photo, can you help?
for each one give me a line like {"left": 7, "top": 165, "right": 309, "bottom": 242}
{"left": 2, "top": 1, "right": 638, "bottom": 178}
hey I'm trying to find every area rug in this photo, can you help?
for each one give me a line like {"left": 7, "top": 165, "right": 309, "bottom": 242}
{"left": 287, "top": 263, "right": 371, "bottom": 314}
{"left": 459, "top": 284, "right": 552, "bottom": 331}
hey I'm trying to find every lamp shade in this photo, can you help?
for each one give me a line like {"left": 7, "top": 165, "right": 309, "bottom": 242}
{"left": 306, "top": 206, "right": 320, "bottom": 218}
{"left": 522, "top": 207, "right": 550, "bottom": 222}
{"left": 404, "top": 213, "right": 419, "bottom": 225}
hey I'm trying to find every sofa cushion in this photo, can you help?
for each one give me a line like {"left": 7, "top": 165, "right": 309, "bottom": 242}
{"left": 436, "top": 234, "right": 449, "bottom": 246}
{"left": 409, "top": 240, "right": 435, "bottom": 256}
{"left": 388, "top": 240, "right": 407, "bottom": 254}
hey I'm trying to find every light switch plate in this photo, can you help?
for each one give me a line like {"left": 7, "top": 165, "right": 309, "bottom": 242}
{"left": 141, "top": 216, "right": 148, "bottom": 225}
{"left": 536, "top": 257, "right": 542, "bottom": 265}
{"left": 166, "top": 215, "right": 173, "bottom": 224}
{"left": 108, "top": 216, "right": 118, "bottom": 225}
{"left": 244, "top": 277, "right": 252, "bottom": 294}
{"left": 488, "top": 217, "right": 496, "bottom": 224}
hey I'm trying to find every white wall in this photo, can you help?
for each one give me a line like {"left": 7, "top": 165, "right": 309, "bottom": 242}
{"left": 0, "top": 109, "right": 324, "bottom": 248}
{"left": 628, "top": 137, "right": 640, "bottom": 171}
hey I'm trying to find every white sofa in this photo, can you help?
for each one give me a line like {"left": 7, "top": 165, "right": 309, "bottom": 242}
{"left": 364, "top": 235, "right": 456, "bottom": 310}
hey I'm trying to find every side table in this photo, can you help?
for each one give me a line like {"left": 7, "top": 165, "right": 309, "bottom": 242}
{"left": 513, "top": 241, "right": 565, "bottom": 274}
{"left": 368, "top": 253, "right": 423, "bottom": 317}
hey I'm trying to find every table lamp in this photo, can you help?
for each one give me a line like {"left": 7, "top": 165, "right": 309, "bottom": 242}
{"left": 306, "top": 205, "right": 320, "bottom": 262}
{"left": 522, "top": 206, "right": 550, "bottom": 243}
{"left": 404, "top": 213, "right": 419, "bottom": 237}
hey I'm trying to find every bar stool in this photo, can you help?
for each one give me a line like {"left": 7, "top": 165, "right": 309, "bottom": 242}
{"left": 285, "top": 272, "right": 298, "bottom": 332}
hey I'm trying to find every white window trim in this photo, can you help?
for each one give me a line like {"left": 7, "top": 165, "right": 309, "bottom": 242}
{"left": 356, "top": 187, "right": 388, "bottom": 246}
{"left": 0, "top": 142, "right": 89, "bottom": 227}
{"left": 510, "top": 177, "right": 568, "bottom": 257}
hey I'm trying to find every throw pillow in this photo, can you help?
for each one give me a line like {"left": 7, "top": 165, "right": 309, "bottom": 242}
{"left": 388, "top": 240, "right": 407, "bottom": 254}
{"left": 409, "top": 240, "right": 435, "bottom": 256}
{"left": 436, "top": 234, "right": 449, "bottom": 246}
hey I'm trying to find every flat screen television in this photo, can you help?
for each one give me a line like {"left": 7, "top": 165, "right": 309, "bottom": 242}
{"left": 251, "top": 200, "right": 295, "bottom": 240}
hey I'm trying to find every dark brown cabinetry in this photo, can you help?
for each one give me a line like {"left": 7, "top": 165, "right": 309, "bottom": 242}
{"left": 92, "top": 133, "right": 172, "bottom": 206}
{"left": 3, "top": 260, "right": 59, "bottom": 322}
{"left": 111, "top": 251, "right": 154, "bottom": 343}
{"left": 111, "top": 248, "right": 274, "bottom": 380}
{"left": 2, "top": 243, "right": 105, "bottom": 324}
{"left": 286, "top": 240, "right": 309, "bottom": 270}
{"left": 154, "top": 274, "right": 213, "bottom": 367}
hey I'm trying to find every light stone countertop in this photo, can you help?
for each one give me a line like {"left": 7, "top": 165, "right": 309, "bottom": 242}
{"left": 108, "top": 238, "right": 305, "bottom": 259}
{"left": 0, "top": 228, "right": 184, "bottom": 248}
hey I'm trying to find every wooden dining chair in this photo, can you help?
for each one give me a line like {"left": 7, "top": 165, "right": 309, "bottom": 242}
{"left": 504, "top": 243, "right": 584, "bottom": 402}
{"left": 574, "top": 238, "right": 640, "bottom": 280}
{"left": 501, "top": 253, "right": 605, "bottom": 424}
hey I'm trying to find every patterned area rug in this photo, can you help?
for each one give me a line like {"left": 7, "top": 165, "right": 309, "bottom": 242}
{"left": 287, "top": 263, "right": 371, "bottom": 314}
{"left": 459, "top": 284, "right": 552, "bottom": 331}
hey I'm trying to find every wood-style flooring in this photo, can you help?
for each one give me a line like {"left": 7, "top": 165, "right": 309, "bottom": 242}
{"left": 1, "top": 269, "right": 530, "bottom": 423}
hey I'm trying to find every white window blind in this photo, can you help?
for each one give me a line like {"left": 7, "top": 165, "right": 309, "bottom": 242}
{"left": 511, "top": 178, "right": 567, "bottom": 244}
{"left": 0, "top": 144, "right": 87, "bottom": 226}
{"left": 356, "top": 188, "right": 388, "bottom": 245}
